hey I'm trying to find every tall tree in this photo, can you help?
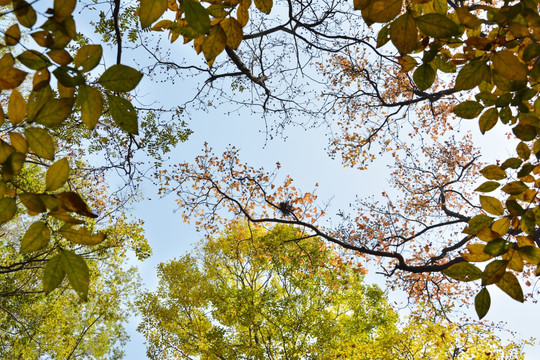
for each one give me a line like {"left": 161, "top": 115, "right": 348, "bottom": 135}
{"left": 137, "top": 223, "right": 529, "bottom": 359}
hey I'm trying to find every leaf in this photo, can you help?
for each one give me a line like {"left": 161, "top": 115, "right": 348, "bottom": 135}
{"left": 501, "top": 181, "right": 528, "bottom": 195}
{"left": 53, "top": 0, "right": 76, "bottom": 20}
{"left": 454, "top": 58, "right": 489, "bottom": 91}
{"left": 74, "top": 45, "right": 102, "bottom": 72}
{"left": 496, "top": 272, "right": 523, "bottom": 303}
{"left": 43, "top": 254, "right": 66, "bottom": 294}
{"left": 354, "top": 0, "right": 371, "bottom": 10}
{"left": 0, "top": 67, "right": 27, "bottom": 90}
{"left": 33, "top": 68, "right": 51, "bottom": 91}
{"left": 202, "top": 25, "right": 227, "bottom": 62}
{"left": 483, "top": 238, "right": 512, "bottom": 256}
{"left": 17, "top": 50, "right": 50, "bottom": 70}
{"left": 46, "top": 158, "right": 70, "bottom": 191}
{"left": 24, "top": 127, "right": 55, "bottom": 160}
{"left": 183, "top": 0, "right": 211, "bottom": 33}
{"left": 506, "top": 199, "right": 524, "bottom": 216}
{"left": 362, "top": 0, "right": 402, "bottom": 24}
{"left": 518, "top": 246, "right": 540, "bottom": 264}
{"left": 254, "top": 0, "right": 272, "bottom": 14}
{"left": 513, "top": 124, "right": 536, "bottom": 141}
{"left": 479, "top": 195, "right": 504, "bottom": 216}
{"left": 465, "top": 214, "right": 493, "bottom": 235}
{"left": 52, "top": 66, "right": 84, "bottom": 87}
{"left": 34, "top": 98, "right": 74, "bottom": 126}
{"left": 376, "top": 24, "right": 391, "bottom": 48}
{"left": 98, "top": 64, "right": 143, "bottom": 92}
{"left": 0, "top": 140, "right": 15, "bottom": 163}
{"left": 108, "top": 95, "right": 138, "bottom": 135}
{"left": 452, "top": 101, "right": 484, "bottom": 119}
{"left": 14, "top": 0, "right": 37, "bottom": 28}
{"left": 413, "top": 63, "right": 436, "bottom": 91}
{"left": 56, "top": 191, "right": 97, "bottom": 218}
{"left": 389, "top": 12, "right": 417, "bottom": 55}
{"left": 61, "top": 250, "right": 90, "bottom": 300}
{"left": 27, "top": 86, "right": 54, "bottom": 121}
{"left": 415, "top": 13, "right": 459, "bottom": 38}
{"left": 47, "top": 49, "right": 73, "bottom": 66}
{"left": 475, "top": 181, "right": 500, "bottom": 192}
{"left": 60, "top": 226, "right": 106, "bottom": 245}
{"left": 220, "top": 18, "right": 243, "bottom": 50}
{"left": 492, "top": 50, "right": 527, "bottom": 82}
{"left": 442, "top": 262, "right": 483, "bottom": 281}
{"left": 482, "top": 259, "right": 508, "bottom": 286}
{"left": 3, "top": 152, "right": 25, "bottom": 181}
{"left": 0, "top": 197, "right": 16, "bottom": 225}
{"left": 139, "top": 0, "right": 167, "bottom": 28}
{"left": 475, "top": 288, "right": 490, "bottom": 319}
{"left": 19, "top": 192, "right": 46, "bottom": 213}
{"left": 500, "top": 157, "right": 522, "bottom": 170}
{"left": 9, "top": 132, "right": 28, "bottom": 154}
{"left": 20, "top": 221, "right": 50, "bottom": 253}
{"left": 5, "top": 24, "right": 21, "bottom": 46}
{"left": 516, "top": 141, "right": 531, "bottom": 160}
{"left": 77, "top": 84, "right": 103, "bottom": 129}
{"left": 462, "top": 243, "right": 492, "bottom": 262}
{"left": 480, "top": 165, "right": 506, "bottom": 180}
{"left": 8, "top": 89, "right": 26, "bottom": 125}
{"left": 492, "top": 217, "right": 510, "bottom": 235}
{"left": 478, "top": 107, "right": 498, "bottom": 134}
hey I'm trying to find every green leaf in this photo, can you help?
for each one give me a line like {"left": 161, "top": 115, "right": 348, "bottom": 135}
{"left": 389, "top": 12, "right": 417, "bottom": 55}
{"left": 74, "top": 45, "right": 102, "bottom": 72}
{"left": 60, "top": 226, "right": 106, "bottom": 245}
{"left": 34, "top": 98, "right": 74, "bottom": 126}
{"left": 516, "top": 142, "right": 531, "bottom": 160}
{"left": 479, "top": 195, "right": 504, "bottom": 216}
{"left": 518, "top": 246, "right": 540, "bottom": 264}
{"left": 139, "top": 0, "right": 167, "bottom": 29}
{"left": 61, "top": 250, "right": 90, "bottom": 300}
{"left": 465, "top": 214, "right": 493, "bottom": 235}
{"left": 500, "top": 157, "right": 522, "bottom": 170}
{"left": 108, "top": 95, "right": 138, "bottom": 135}
{"left": 492, "top": 50, "right": 528, "bottom": 82}
{"left": 20, "top": 221, "right": 50, "bottom": 253}
{"left": 77, "top": 84, "right": 103, "bottom": 130}
{"left": 475, "top": 288, "right": 490, "bottom": 319}
{"left": 482, "top": 259, "right": 508, "bottom": 286}
{"left": 43, "top": 254, "right": 65, "bottom": 294}
{"left": 46, "top": 158, "right": 70, "bottom": 191}
{"left": 523, "top": 43, "right": 540, "bottom": 62}
{"left": 3, "top": 152, "right": 25, "bottom": 181}
{"left": 254, "top": 0, "right": 273, "bottom": 14}
{"left": 506, "top": 199, "right": 524, "bottom": 216}
{"left": 202, "top": 25, "right": 227, "bottom": 62}
{"left": 453, "top": 101, "right": 484, "bottom": 119}
{"left": 376, "top": 24, "right": 391, "bottom": 48}
{"left": 17, "top": 50, "right": 50, "bottom": 70}
{"left": 478, "top": 107, "right": 498, "bottom": 134}
{"left": 520, "top": 210, "right": 535, "bottom": 235}
{"left": 501, "top": 181, "right": 528, "bottom": 195}
{"left": 52, "top": 66, "right": 84, "bottom": 87}
{"left": 27, "top": 86, "right": 54, "bottom": 122}
{"left": 480, "top": 165, "right": 506, "bottom": 180}
{"left": 183, "top": 0, "right": 211, "bottom": 33}
{"left": 455, "top": 59, "right": 489, "bottom": 91}
{"left": 442, "top": 262, "right": 483, "bottom": 282}
{"left": 98, "top": 64, "right": 143, "bottom": 92}
{"left": 415, "top": 13, "right": 459, "bottom": 38}
{"left": 24, "top": 127, "right": 55, "bottom": 160}
{"left": 483, "top": 238, "right": 512, "bottom": 256}
{"left": 413, "top": 63, "right": 436, "bottom": 92}
{"left": 0, "top": 139, "right": 15, "bottom": 163}
{"left": 0, "top": 197, "right": 16, "bottom": 225}
{"left": 475, "top": 181, "right": 500, "bottom": 192}
{"left": 362, "top": 0, "right": 402, "bottom": 24}
{"left": 56, "top": 191, "right": 97, "bottom": 218}
{"left": 512, "top": 124, "right": 536, "bottom": 141}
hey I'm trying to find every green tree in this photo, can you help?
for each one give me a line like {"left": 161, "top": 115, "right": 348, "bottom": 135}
{"left": 137, "top": 223, "right": 528, "bottom": 359}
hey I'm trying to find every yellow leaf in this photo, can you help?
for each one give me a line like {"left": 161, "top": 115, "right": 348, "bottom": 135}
{"left": 254, "top": 0, "right": 272, "bottom": 14}
{"left": 220, "top": 18, "right": 243, "bottom": 49}
{"left": 390, "top": 12, "right": 417, "bottom": 55}
{"left": 202, "top": 25, "right": 227, "bottom": 61}
{"left": 9, "top": 132, "right": 28, "bottom": 154}
{"left": 0, "top": 67, "right": 27, "bottom": 89}
{"left": 33, "top": 68, "right": 51, "bottom": 91}
{"left": 492, "top": 50, "right": 527, "bottom": 82}
{"left": 8, "top": 89, "right": 26, "bottom": 125}
{"left": 5, "top": 24, "right": 21, "bottom": 46}
{"left": 53, "top": 0, "right": 76, "bottom": 21}
{"left": 46, "top": 158, "right": 70, "bottom": 191}
{"left": 237, "top": 0, "right": 250, "bottom": 27}
{"left": 47, "top": 50, "right": 73, "bottom": 66}
{"left": 362, "top": 0, "right": 402, "bottom": 24}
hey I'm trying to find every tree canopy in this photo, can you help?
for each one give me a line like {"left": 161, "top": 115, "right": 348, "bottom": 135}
{"left": 138, "top": 223, "right": 529, "bottom": 359}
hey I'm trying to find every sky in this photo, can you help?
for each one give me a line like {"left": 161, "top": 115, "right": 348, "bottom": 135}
{"left": 68, "top": 4, "right": 540, "bottom": 359}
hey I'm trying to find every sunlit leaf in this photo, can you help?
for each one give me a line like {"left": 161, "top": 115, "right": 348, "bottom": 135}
{"left": 74, "top": 45, "right": 102, "bottom": 72}
{"left": 77, "top": 84, "right": 103, "bottom": 129}
{"left": 483, "top": 238, "right": 511, "bottom": 256}
{"left": 254, "top": 0, "right": 272, "bottom": 14}
{"left": 24, "top": 127, "right": 55, "bottom": 160}
{"left": 19, "top": 192, "right": 46, "bottom": 213}
{"left": 61, "top": 250, "right": 90, "bottom": 300}
{"left": 108, "top": 95, "right": 138, "bottom": 135}
{"left": 9, "top": 132, "right": 28, "bottom": 154}
{"left": 482, "top": 259, "right": 508, "bottom": 286}
{"left": 220, "top": 18, "right": 243, "bottom": 49}
{"left": 184, "top": 0, "right": 211, "bottom": 33}
{"left": 480, "top": 165, "right": 506, "bottom": 180}
{"left": 442, "top": 262, "right": 483, "bottom": 282}
{"left": 465, "top": 214, "right": 493, "bottom": 235}
{"left": 0, "top": 67, "right": 27, "bottom": 90}
{"left": 20, "top": 221, "right": 50, "bottom": 253}
{"left": 478, "top": 107, "right": 498, "bottom": 134}
{"left": 34, "top": 98, "right": 74, "bottom": 126}
{"left": 46, "top": 158, "right": 70, "bottom": 191}
{"left": 518, "top": 246, "right": 540, "bottom": 264}
{"left": 479, "top": 195, "right": 504, "bottom": 216}
{"left": 56, "top": 191, "right": 97, "bottom": 218}
{"left": 60, "top": 226, "right": 106, "bottom": 246}
{"left": 496, "top": 272, "right": 523, "bottom": 303}
{"left": 8, "top": 89, "right": 26, "bottom": 125}
{"left": 43, "top": 254, "right": 65, "bottom": 294}
{"left": 475, "top": 181, "right": 500, "bottom": 192}
{"left": 501, "top": 181, "right": 528, "bottom": 195}
{"left": 462, "top": 243, "right": 492, "bottom": 262}
{"left": 0, "top": 197, "right": 16, "bottom": 225}
{"left": 140, "top": 0, "right": 167, "bottom": 28}
{"left": 99, "top": 64, "right": 143, "bottom": 92}
{"left": 202, "top": 25, "right": 227, "bottom": 62}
